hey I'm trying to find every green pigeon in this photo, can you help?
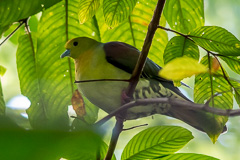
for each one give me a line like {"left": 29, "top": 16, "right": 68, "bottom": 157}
{"left": 61, "top": 37, "right": 226, "bottom": 142}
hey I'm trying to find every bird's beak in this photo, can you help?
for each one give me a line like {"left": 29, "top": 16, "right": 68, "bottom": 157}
{"left": 61, "top": 49, "right": 70, "bottom": 58}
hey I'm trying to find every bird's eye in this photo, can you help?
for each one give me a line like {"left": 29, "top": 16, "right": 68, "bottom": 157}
{"left": 73, "top": 41, "right": 78, "bottom": 46}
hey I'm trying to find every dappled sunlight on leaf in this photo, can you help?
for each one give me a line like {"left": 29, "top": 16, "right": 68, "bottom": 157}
{"left": 159, "top": 57, "right": 207, "bottom": 81}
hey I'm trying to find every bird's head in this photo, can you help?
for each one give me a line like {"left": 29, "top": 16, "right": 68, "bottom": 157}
{"left": 61, "top": 37, "right": 100, "bottom": 59}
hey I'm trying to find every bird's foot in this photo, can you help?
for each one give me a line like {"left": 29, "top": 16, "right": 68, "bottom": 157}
{"left": 121, "top": 89, "right": 132, "bottom": 105}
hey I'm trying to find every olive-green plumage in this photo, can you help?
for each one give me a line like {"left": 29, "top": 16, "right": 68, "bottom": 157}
{"left": 61, "top": 37, "right": 226, "bottom": 142}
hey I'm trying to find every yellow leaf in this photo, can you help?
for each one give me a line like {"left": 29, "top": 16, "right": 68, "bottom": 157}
{"left": 159, "top": 57, "right": 207, "bottom": 80}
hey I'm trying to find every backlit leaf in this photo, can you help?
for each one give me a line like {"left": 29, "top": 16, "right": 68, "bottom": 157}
{"left": 22, "top": 0, "right": 100, "bottom": 129}
{"left": 220, "top": 56, "right": 240, "bottom": 74}
{"left": 194, "top": 56, "right": 233, "bottom": 142}
{"left": 121, "top": 126, "right": 193, "bottom": 160}
{"left": 189, "top": 26, "right": 240, "bottom": 56}
{"left": 99, "top": 0, "right": 168, "bottom": 66}
{"left": 103, "top": 0, "right": 138, "bottom": 27}
{"left": 163, "top": 36, "right": 199, "bottom": 64}
{"left": 78, "top": 0, "right": 100, "bottom": 24}
{"left": 0, "top": 0, "right": 61, "bottom": 37}
{"left": 164, "top": 0, "right": 204, "bottom": 34}
{"left": 159, "top": 153, "right": 219, "bottom": 160}
{"left": 0, "top": 80, "right": 5, "bottom": 115}
{"left": 159, "top": 57, "right": 207, "bottom": 80}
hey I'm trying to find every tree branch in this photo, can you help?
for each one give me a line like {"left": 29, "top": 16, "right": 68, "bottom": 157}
{"left": 95, "top": 98, "right": 240, "bottom": 128}
{"left": 104, "top": 117, "right": 123, "bottom": 160}
{"left": 126, "top": 0, "right": 166, "bottom": 98}
{"left": 104, "top": 1, "right": 166, "bottom": 159}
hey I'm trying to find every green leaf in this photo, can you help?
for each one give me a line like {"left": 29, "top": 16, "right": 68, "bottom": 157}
{"left": 78, "top": 0, "right": 100, "bottom": 24}
{"left": 230, "top": 80, "right": 240, "bottom": 107}
{"left": 163, "top": 0, "right": 204, "bottom": 34}
{"left": 0, "top": 118, "right": 103, "bottom": 160}
{"left": 103, "top": 0, "right": 138, "bottom": 27}
{"left": 159, "top": 57, "right": 207, "bottom": 80}
{"left": 0, "top": 80, "right": 6, "bottom": 116}
{"left": 163, "top": 36, "right": 199, "bottom": 64}
{"left": 189, "top": 26, "right": 240, "bottom": 56}
{"left": 99, "top": 0, "right": 168, "bottom": 66}
{"left": 194, "top": 55, "right": 233, "bottom": 142}
{"left": 16, "top": 34, "right": 51, "bottom": 129}
{"left": 220, "top": 56, "right": 240, "bottom": 74}
{"left": 0, "top": 0, "right": 61, "bottom": 37}
{"left": 0, "top": 65, "right": 6, "bottom": 77}
{"left": 158, "top": 153, "right": 219, "bottom": 160}
{"left": 24, "top": 0, "right": 101, "bottom": 129}
{"left": 121, "top": 126, "right": 193, "bottom": 160}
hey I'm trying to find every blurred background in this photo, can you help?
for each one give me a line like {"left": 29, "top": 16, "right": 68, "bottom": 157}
{"left": 0, "top": 0, "right": 240, "bottom": 159}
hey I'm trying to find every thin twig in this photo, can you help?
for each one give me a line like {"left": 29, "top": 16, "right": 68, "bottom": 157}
{"left": 158, "top": 25, "right": 188, "bottom": 38}
{"left": 75, "top": 79, "right": 130, "bottom": 83}
{"left": 122, "top": 124, "right": 148, "bottom": 131}
{"left": 0, "top": 20, "right": 25, "bottom": 46}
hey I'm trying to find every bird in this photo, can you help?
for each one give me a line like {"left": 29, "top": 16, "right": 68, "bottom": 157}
{"left": 61, "top": 37, "right": 226, "bottom": 142}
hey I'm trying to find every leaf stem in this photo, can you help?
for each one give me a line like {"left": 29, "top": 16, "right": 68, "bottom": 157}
{"left": 24, "top": 18, "right": 35, "bottom": 60}
{"left": 158, "top": 25, "right": 188, "bottom": 38}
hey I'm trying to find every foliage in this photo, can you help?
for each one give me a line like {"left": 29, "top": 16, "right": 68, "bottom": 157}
{"left": 0, "top": 0, "right": 240, "bottom": 159}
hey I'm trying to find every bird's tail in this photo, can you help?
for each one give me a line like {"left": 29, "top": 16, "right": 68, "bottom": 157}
{"left": 164, "top": 104, "right": 227, "bottom": 143}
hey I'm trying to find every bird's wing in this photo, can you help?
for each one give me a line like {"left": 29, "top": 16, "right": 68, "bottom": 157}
{"left": 103, "top": 41, "right": 189, "bottom": 100}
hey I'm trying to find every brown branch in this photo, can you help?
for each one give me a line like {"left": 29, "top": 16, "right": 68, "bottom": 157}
{"left": 95, "top": 98, "right": 240, "bottom": 128}
{"left": 104, "top": 117, "right": 124, "bottom": 160}
{"left": 126, "top": 0, "right": 166, "bottom": 98}
{"left": 104, "top": 1, "right": 166, "bottom": 159}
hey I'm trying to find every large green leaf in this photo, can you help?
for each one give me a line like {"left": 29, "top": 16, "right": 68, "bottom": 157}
{"left": 0, "top": 117, "right": 103, "bottom": 160}
{"left": 0, "top": 0, "right": 61, "bottom": 37}
{"left": 158, "top": 153, "right": 219, "bottom": 160}
{"left": 0, "top": 79, "right": 5, "bottom": 116}
{"left": 220, "top": 56, "right": 240, "bottom": 75}
{"left": 20, "top": 0, "right": 100, "bottom": 129}
{"left": 121, "top": 126, "right": 193, "bottom": 160}
{"left": 103, "top": 0, "right": 138, "bottom": 27}
{"left": 78, "top": 0, "right": 100, "bottom": 24}
{"left": 99, "top": 0, "right": 168, "bottom": 66}
{"left": 16, "top": 34, "right": 52, "bottom": 129}
{"left": 163, "top": 0, "right": 204, "bottom": 34}
{"left": 189, "top": 26, "right": 240, "bottom": 56}
{"left": 163, "top": 36, "right": 199, "bottom": 64}
{"left": 194, "top": 55, "right": 233, "bottom": 142}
